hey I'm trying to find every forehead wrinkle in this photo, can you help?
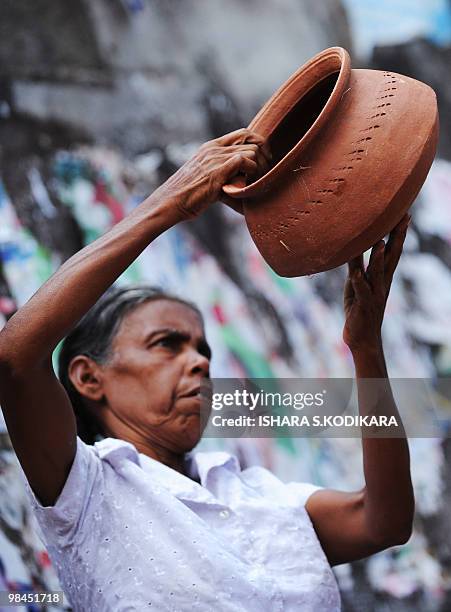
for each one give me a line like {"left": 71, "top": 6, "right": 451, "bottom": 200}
{"left": 112, "top": 299, "right": 206, "bottom": 348}
{"left": 143, "top": 327, "right": 189, "bottom": 342}
{"left": 143, "top": 326, "right": 209, "bottom": 348}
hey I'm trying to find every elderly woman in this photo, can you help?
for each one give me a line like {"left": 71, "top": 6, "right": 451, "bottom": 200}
{"left": 0, "top": 129, "right": 413, "bottom": 611}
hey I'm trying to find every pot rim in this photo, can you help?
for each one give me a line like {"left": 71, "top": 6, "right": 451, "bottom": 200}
{"left": 223, "top": 46, "right": 351, "bottom": 198}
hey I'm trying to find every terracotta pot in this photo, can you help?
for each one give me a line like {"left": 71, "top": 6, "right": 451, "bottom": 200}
{"left": 222, "top": 47, "right": 438, "bottom": 277}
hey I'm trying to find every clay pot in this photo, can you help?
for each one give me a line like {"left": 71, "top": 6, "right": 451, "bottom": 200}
{"left": 222, "top": 47, "right": 438, "bottom": 277}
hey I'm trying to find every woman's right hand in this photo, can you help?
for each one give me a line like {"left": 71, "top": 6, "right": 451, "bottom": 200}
{"left": 0, "top": 131, "right": 271, "bottom": 508}
{"left": 152, "top": 128, "right": 271, "bottom": 222}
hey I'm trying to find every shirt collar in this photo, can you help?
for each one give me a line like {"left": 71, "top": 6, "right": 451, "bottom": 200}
{"left": 94, "top": 436, "right": 141, "bottom": 465}
{"left": 94, "top": 437, "right": 240, "bottom": 505}
{"left": 186, "top": 451, "right": 240, "bottom": 486}
{"left": 139, "top": 451, "right": 240, "bottom": 506}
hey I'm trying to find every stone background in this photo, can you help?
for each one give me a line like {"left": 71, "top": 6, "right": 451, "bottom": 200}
{"left": 1, "top": 1, "right": 451, "bottom": 610}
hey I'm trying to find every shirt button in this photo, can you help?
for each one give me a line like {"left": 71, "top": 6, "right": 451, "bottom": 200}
{"left": 219, "top": 509, "right": 230, "bottom": 519}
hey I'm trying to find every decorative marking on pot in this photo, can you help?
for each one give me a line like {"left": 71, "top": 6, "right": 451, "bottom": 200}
{"left": 222, "top": 48, "right": 438, "bottom": 277}
{"left": 311, "top": 71, "right": 399, "bottom": 215}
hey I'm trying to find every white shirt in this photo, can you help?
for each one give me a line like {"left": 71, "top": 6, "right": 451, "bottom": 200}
{"left": 22, "top": 437, "right": 341, "bottom": 611}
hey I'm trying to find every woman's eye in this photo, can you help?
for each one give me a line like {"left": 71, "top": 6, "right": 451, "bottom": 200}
{"left": 155, "top": 337, "right": 177, "bottom": 349}
{"left": 148, "top": 332, "right": 185, "bottom": 351}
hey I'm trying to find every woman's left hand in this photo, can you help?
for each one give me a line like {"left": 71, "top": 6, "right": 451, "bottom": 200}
{"left": 343, "top": 214, "right": 410, "bottom": 354}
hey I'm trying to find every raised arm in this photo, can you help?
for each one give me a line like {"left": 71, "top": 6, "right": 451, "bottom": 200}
{"left": 305, "top": 215, "right": 415, "bottom": 565}
{"left": 0, "top": 128, "right": 270, "bottom": 506}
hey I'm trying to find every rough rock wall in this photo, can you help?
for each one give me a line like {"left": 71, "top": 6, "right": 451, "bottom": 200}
{"left": 371, "top": 39, "right": 451, "bottom": 612}
{"left": 0, "top": 0, "right": 353, "bottom": 365}
{"left": 0, "top": 3, "right": 355, "bottom": 609}
{"left": 372, "top": 39, "right": 451, "bottom": 159}
{"left": 0, "top": 0, "right": 105, "bottom": 81}
{"left": 1, "top": 0, "right": 352, "bottom": 153}
{"left": 3, "top": 2, "right": 451, "bottom": 611}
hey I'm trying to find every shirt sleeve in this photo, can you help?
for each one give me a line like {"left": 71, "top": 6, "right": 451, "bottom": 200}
{"left": 283, "top": 481, "right": 323, "bottom": 506}
{"left": 241, "top": 465, "right": 322, "bottom": 507}
{"left": 20, "top": 436, "right": 102, "bottom": 545}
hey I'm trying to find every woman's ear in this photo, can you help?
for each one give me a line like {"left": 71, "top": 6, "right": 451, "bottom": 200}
{"left": 68, "top": 355, "right": 105, "bottom": 403}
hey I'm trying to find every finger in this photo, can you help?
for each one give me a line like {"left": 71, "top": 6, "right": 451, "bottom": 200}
{"left": 248, "top": 138, "right": 272, "bottom": 164}
{"left": 394, "top": 213, "right": 410, "bottom": 231}
{"left": 223, "top": 153, "right": 258, "bottom": 180}
{"left": 387, "top": 214, "right": 410, "bottom": 250}
{"left": 348, "top": 254, "right": 364, "bottom": 276}
{"left": 230, "top": 148, "right": 267, "bottom": 176}
{"left": 350, "top": 268, "right": 372, "bottom": 301}
{"left": 384, "top": 215, "right": 409, "bottom": 285}
{"left": 239, "top": 156, "right": 259, "bottom": 176}
{"left": 368, "top": 240, "right": 384, "bottom": 269}
{"left": 214, "top": 128, "right": 260, "bottom": 147}
{"left": 233, "top": 148, "right": 259, "bottom": 164}
{"left": 366, "top": 241, "right": 385, "bottom": 295}
{"left": 227, "top": 143, "right": 271, "bottom": 170}
{"left": 215, "top": 129, "right": 272, "bottom": 162}
{"left": 227, "top": 143, "right": 261, "bottom": 152}
{"left": 343, "top": 277, "right": 355, "bottom": 309}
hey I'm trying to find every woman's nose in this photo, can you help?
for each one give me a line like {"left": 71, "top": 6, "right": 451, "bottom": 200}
{"left": 188, "top": 349, "right": 210, "bottom": 377}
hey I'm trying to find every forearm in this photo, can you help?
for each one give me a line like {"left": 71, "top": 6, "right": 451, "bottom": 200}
{"left": 0, "top": 193, "right": 177, "bottom": 370}
{"left": 352, "top": 343, "right": 414, "bottom": 544}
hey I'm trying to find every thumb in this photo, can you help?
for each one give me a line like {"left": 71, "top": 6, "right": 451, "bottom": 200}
{"left": 351, "top": 268, "right": 371, "bottom": 301}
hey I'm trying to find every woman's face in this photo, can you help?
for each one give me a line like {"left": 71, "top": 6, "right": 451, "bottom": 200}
{"left": 97, "top": 299, "right": 211, "bottom": 453}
